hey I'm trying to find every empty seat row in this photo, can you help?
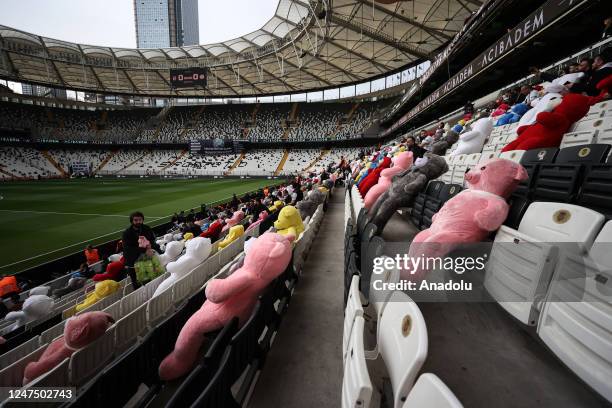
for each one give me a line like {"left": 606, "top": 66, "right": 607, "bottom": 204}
{"left": 484, "top": 201, "right": 612, "bottom": 401}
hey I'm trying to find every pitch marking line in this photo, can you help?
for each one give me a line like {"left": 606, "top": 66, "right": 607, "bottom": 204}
{"left": 0, "top": 209, "right": 165, "bottom": 218}
{"left": 0, "top": 215, "right": 167, "bottom": 269}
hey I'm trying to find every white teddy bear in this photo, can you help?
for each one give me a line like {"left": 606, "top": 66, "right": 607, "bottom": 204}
{"left": 152, "top": 237, "right": 212, "bottom": 298}
{"left": 158, "top": 240, "right": 185, "bottom": 267}
{"left": 3, "top": 295, "right": 55, "bottom": 334}
{"left": 451, "top": 117, "right": 494, "bottom": 156}
{"left": 156, "top": 233, "right": 175, "bottom": 251}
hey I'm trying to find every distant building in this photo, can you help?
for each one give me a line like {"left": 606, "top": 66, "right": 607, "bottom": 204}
{"left": 134, "top": 0, "right": 199, "bottom": 48}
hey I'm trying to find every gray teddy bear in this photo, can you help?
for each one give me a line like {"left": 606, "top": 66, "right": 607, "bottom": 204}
{"left": 367, "top": 154, "right": 449, "bottom": 231}
{"left": 431, "top": 130, "right": 460, "bottom": 156}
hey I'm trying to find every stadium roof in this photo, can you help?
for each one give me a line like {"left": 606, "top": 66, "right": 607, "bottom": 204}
{"left": 0, "top": 0, "right": 481, "bottom": 97}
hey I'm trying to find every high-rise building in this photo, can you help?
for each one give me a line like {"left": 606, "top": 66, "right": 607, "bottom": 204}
{"left": 134, "top": 0, "right": 199, "bottom": 49}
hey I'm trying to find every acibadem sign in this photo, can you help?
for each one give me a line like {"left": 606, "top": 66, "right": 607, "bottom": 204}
{"left": 384, "top": 0, "right": 588, "bottom": 136}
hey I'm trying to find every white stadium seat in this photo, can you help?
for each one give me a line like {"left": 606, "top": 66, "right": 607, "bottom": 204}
{"left": 368, "top": 291, "right": 428, "bottom": 408}
{"left": 402, "top": 374, "right": 463, "bottom": 408}
{"left": 537, "top": 221, "right": 612, "bottom": 402}
{"left": 485, "top": 203, "right": 605, "bottom": 325}
{"left": 560, "top": 130, "right": 597, "bottom": 149}
{"left": 343, "top": 275, "right": 365, "bottom": 362}
{"left": 342, "top": 316, "right": 373, "bottom": 408}
{"left": 498, "top": 150, "right": 525, "bottom": 163}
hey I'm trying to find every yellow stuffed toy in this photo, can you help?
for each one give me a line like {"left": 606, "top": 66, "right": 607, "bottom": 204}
{"left": 268, "top": 200, "right": 284, "bottom": 213}
{"left": 183, "top": 232, "right": 194, "bottom": 241}
{"left": 218, "top": 225, "right": 244, "bottom": 249}
{"left": 75, "top": 280, "right": 120, "bottom": 312}
{"left": 274, "top": 206, "right": 305, "bottom": 239}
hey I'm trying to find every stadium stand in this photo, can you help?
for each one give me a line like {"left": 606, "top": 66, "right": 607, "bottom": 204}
{"left": 2, "top": 1, "right": 612, "bottom": 406}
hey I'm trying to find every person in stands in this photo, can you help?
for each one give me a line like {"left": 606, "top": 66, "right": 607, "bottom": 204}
{"left": 571, "top": 50, "right": 612, "bottom": 96}
{"left": 84, "top": 244, "right": 100, "bottom": 266}
{"left": 122, "top": 211, "right": 161, "bottom": 290}
{"left": 406, "top": 136, "right": 426, "bottom": 158}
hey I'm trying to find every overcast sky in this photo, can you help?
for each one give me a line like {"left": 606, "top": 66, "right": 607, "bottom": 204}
{"left": 0, "top": 0, "right": 279, "bottom": 47}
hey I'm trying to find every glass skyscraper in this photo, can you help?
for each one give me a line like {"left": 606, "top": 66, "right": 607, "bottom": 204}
{"left": 134, "top": 0, "right": 199, "bottom": 48}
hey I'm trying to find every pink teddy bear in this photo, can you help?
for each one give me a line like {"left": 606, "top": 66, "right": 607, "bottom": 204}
{"left": 158, "top": 232, "right": 294, "bottom": 380}
{"left": 246, "top": 210, "right": 268, "bottom": 232}
{"left": 364, "top": 151, "right": 414, "bottom": 209}
{"left": 23, "top": 312, "right": 115, "bottom": 385}
{"left": 406, "top": 159, "right": 528, "bottom": 279}
{"left": 221, "top": 210, "right": 245, "bottom": 233}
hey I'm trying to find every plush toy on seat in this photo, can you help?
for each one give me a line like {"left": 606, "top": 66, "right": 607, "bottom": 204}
{"left": 92, "top": 258, "right": 125, "bottom": 282}
{"left": 358, "top": 155, "right": 392, "bottom": 195}
{"left": 3, "top": 295, "right": 55, "bottom": 333}
{"left": 158, "top": 232, "right": 293, "bottom": 380}
{"left": 23, "top": 311, "right": 114, "bottom": 385}
{"left": 222, "top": 211, "right": 245, "bottom": 233}
{"left": 218, "top": 225, "right": 244, "bottom": 249}
{"left": 368, "top": 154, "right": 448, "bottom": 232}
{"left": 296, "top": 190, "right": 326, "bottom": 220}
{"left": 451, "top": 117, "right": 494, "bottom": 156}
{"left": 246, "top": 211, "right": 268, "bottom": 232}
{"left": 53, "top": 278, "right": 86, "bottom": 298}
{"left": 502, "top": 76, "right": 612, "bottom": 152}
{"left": 75, "top": 280, "right": 120, "bottom": 312}
{"left": 274, "top": 205, "right": 305, "bottom": 239}
{"left": 153, "top": 237, "right": 211, "bottom": 298}
{"left": 407, "top": 159, "right": 528, "bottom": 279}
{"left": 158, "top": 240, "right": 185, "bottom": 267}
{"left": 156, "top": 233, "right": 174, "bottom": 251}
{"left": 495, "top": 103, "right": 530, "bottom": 126}
{"left": 364, "top": 151, "right": 414, "bottom": 210}
{"left": 431, "top": 130, "right": 460, "bottom": 155}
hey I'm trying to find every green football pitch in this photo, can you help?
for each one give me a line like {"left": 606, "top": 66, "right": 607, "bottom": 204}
{"left": 0, "top": 178, "right": 279, "bottom": 276}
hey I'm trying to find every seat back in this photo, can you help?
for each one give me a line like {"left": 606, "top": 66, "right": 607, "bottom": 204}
{"left": 361, "top": 237, "right": 386, "bottom": 302}
{"left": 342, "top": 316, "right": 372, "bottom": 408}
{"left": 538, "top": 221, "right": 612, "bottom": 402}
{"left": 115, "top": 304, "right": 147, "bottom": 352}
{"left": 378, "top": 291, "right": 428, "bottom": 408}
{"left": 554, "top": 144, "right": 610, "bottom": 164}
{"left": 0, "top": 335, "right": 40, "bottom": 369}
{"left": 192, "top": 347, "right": 239, "bottom": 408}
{"left": 578, "top": 164, "right": 612, "bottom": 219}
{"left": 343, "top": 275, "right": 364, "bottom": 361}
{"left": 229, "top": 301, "right": 264, "bottom": 383}
{"left": 402, "top": 373, "right": 463, "bottom": 408}
{"left": 498, "top": 150, "right": 525, "bottom": 164}
{"left": 69, "top": 326, "right": 116, "bottom": 386}
{"left": 0, "top": 345, "right": 46, "bottom": 387}
{"left": 518, "top": 202, "right": 605, "bottom": 249}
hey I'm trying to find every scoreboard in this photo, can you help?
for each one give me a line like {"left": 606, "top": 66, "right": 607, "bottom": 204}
{"left": 170, "top": 68, "right": 207, "bottom": 88}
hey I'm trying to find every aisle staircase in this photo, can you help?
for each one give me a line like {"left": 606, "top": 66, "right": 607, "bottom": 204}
{"left": 160, "top": 149, "right": 187, "bottom": 173}
{"left": 179, "top": 106, "right": 206, "bottom": 139}
{"left": 274, "top": 150, "right": 290, "bottom": 176}
{"left": 0, "top": 167, "right": 21, "bottom": 180}
{"left": 225, "top": 152, "right": 246, "bottom": 175}
{"left": 282, "top": 103, "right": 300, "bottom": 140}
{"left": 303, "top": 149, "right": 330, "bottom": 172}
{"left": 40, "top": 150, "right": 68, "bottom": 177}
{"left": 346, "top": 102, "right": 360, "bottom": 121}
{"left": 152, "top": 106, "right": 175, "bottom": 140}
{"left": 116, "top": 151, "right": 151, "bottom": 175}
{"left": 92, "top": 151, "right": 118, "bottom": 175}
{"left": 244, "top": 103, "right": 261, "bottom": 138}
